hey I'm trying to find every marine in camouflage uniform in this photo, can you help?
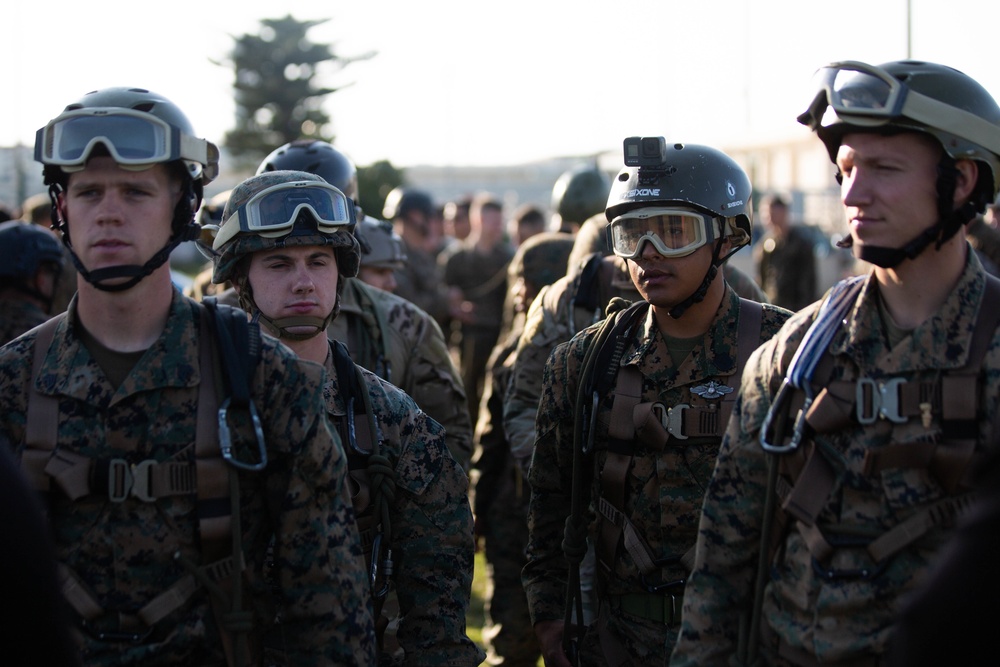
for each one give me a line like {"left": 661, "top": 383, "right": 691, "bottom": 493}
{"left": 440, "top": 193, "right": 516, "bottom": 421}
{"left": 332, "top": 217, "right": 472, "bottom": 469}
{"left": 672, "top": 60, "right": 1000, "bottom": 666}
{"left": 523, "top": 140, "right": 791, "bottom": 666}
{"left": 504, "top": 215, "right": 767, "bottom": 476}
{"left": 473, "top": 232, "right": 573, "bottom": 666}
{"left": 0, "top": 220, "right": 65, "bottom": 345}
{"left": 381, "top": 186, "right": 452, "bottom": 328}
{"left": 211, "top": 169, "right": 483, "bottom": 666}
{"left": 8, "top": 88, "right": 375, "bottom": 665}
{"left": 255, "top": 142, "right": 475, "bottom": 468}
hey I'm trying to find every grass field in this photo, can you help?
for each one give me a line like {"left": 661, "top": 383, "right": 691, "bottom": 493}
{"left": 466, "top": 550, "right": 546, "bottom": 666}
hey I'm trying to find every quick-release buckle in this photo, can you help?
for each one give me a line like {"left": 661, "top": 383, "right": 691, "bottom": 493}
{"left": 107, "top": 459, "right": 156, "bottom": 503}
{"left": 856, "top": 377, "right": 907, "bottom": 425}
{"left": 653, "top": 403, "right": 689, "bottom": 440}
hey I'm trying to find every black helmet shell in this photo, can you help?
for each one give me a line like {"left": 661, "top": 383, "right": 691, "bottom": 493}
{"left": 606, "top": 142, "right": 753, "bottom": 251}
{"left": 257, "top": 140, "right": 358, "bottom": 200}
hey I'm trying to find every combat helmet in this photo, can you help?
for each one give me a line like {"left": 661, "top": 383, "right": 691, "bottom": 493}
{"left": 798, "top": 59, "right": 1000, "bottom": 267}
{"left": 551, "top": 164, "right": 612, "bottom": 231}
{"left": 34, "top": 87, "right": 220, "bottom": 291}
{"left": 0, "top": 221, "right": 65, "bottom": 312}
{"left": 257, "top": 140, "right": 358, "bottom": 201}
{"left": 605, "top": 137, "right": 753, "bottom": 317}
{"left": 210, "top": 170, "right": 359, "bottom": 339}
{"left": 357, "top": 217, "right": 407, "bottom": 271}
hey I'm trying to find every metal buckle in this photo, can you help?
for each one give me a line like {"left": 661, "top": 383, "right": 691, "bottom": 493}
{"left": 856, "top": 377, "right": 906, "bottom": 424}
{"left": 108, "top": 458, "right": 132, "bottom": 503}
{"left": 653, "top": 403, "right": 689, "bottom": 440}
{"left": 130, "top": 460, "right": 156, "bottom": 502}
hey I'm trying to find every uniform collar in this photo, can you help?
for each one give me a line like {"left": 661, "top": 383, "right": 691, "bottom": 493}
{"left": 621, "top": 287, "right": 743, "bottom": 386}
{"left": 831, "top": 250, "right": 988, "bottom": 373}
{"left": 37, "top": 290, "right": 201, "bottom": 404}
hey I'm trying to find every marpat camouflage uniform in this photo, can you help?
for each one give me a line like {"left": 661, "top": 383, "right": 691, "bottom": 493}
{"left": 672, "top": 252, "right": 1000, "bottom": 666}
{"left": 473, "top": 324, "right": 542, "bottom": 666}
{"left": 505, "top": 257, "right": 767, "bottom": 475}
{"left": 0, "top": 292, "right": 376, "bottom": 666}
{"left": 524, "top": 288, "right": 790, "bottom": 663}
{"left": 322, "top": 342, "right": 484, "bottom": 666}
{"left": 330, "top": 277, "right": 473, "bottom": 468}
{"left": 0, "top": 298, "right": 51, "bottom": 347}
{"left": 394, "top": 239, "right": 451, "bottom": 329}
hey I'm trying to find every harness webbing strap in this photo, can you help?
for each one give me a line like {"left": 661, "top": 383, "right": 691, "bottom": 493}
{"left": 196, "top": 310, "right": 231, "bottom": 542}
{"left": 22, "top": 315, "right": 62, "bottom": 489}
{"left": 596, "top": 298, "right": 764, "bottom": 577}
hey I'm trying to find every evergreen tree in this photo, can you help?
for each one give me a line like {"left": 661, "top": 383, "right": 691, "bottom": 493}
{"left": 221, "top": 15, "right": 374, "bottom": 168}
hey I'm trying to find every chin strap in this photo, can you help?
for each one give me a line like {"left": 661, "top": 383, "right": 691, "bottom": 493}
{"left": 666, "top": 238, "right": 724, "bottom": 319}
{"left": 841, "top": 155, "right": 979, "bottom": 269}
{"left": 250, "top": 310, "right": 333, "bottom": 341}
{"left": 67, "top": 230, "right": 192, "bottom": 292}
{"left": 846, "top": 202, "right": 977, "bottom": 269}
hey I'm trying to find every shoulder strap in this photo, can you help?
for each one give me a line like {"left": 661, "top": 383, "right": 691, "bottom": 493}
{"left": 21, "top": 315, "right": 65, "bottom": 489}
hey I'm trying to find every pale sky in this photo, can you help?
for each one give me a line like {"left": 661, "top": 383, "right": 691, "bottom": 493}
{"left": 4, "top": 0, "right": 1000, "bottom": 168}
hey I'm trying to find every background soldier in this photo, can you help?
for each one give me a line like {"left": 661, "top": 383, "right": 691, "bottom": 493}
{"left": 523, "top": 138, "right": 791, "bottom": 666}
{"left": 209, "top": 169, "right": 483, "bottom": 666}
{"left": 0, "top": 220, "right": 64, "bottom": 345}
{"left": 673, "top": 59, "right": 1000, "bottom": 666}
{"left": 257, "top": 140, "right": 474, "bottom": 469}
{"left": 473, "top": 231, "right": 574, "bottom": 666}
{"left": 1, "top": 87, "right": 375, "bottom": 665}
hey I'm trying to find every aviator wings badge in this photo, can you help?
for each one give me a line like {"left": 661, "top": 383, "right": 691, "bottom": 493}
{"left": 691, "top": 381, "right": 734, "bottom": 400}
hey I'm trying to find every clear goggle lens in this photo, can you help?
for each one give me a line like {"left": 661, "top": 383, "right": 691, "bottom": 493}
{"left": 213, "top": 181, "right": 355, "bottom": 250}
{"left": 609, "top": 208, "right": 719, "bottom": 259}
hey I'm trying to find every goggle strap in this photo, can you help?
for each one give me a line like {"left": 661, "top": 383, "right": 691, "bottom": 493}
{"left": 903, "top": 93, "right": 1000, "bottom": 158}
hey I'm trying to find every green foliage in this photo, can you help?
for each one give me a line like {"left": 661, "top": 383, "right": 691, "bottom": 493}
{"left": 357, "top": 160, "right": 405, "bottom": 220}
{"left": 220, "top": 14, "right": 374, "bottom": 169}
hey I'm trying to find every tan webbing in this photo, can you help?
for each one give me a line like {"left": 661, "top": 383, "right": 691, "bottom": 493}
{"left": 596, "top": 298, "right": 764, "bottom": 577}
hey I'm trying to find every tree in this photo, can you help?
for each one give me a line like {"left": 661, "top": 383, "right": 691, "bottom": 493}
{"left": 221, "top": 15, "right": 374, "bottom": 168}
{"left": 357, "top": 160, "right": 405, "bottom": 221}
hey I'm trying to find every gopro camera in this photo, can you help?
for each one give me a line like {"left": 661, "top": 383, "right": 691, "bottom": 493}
{"left": 623, "top": 136, "right": 668, "bottom": 168}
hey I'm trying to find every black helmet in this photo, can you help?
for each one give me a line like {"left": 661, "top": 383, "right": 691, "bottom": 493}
{"left": 0, "top": 221, "right": 64, "bottom": 280}
{"left": 605, "top": 138, "right": 752, "bottom": 318}
{"left": 0, "top": 221, "right": 65, "bottom": 312}
{"left": 33, "top": 87, "right": 220, "bottom": 291}
{"left": 606, "top": 139, "right": 752, "bottom": 256}
{"left": 551, "top": 164, "right": 611, "bottom": 229}
{"left": 257, "top": 140, "right": 358, "bottom": 201}
{"left": 382, "top": 186, "right": 434, "bottom": 221}
{"left": 798, "top": 60, "right": 1000, "bottom": 267}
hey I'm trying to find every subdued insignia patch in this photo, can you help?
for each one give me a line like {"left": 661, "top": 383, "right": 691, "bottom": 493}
{"left": 691, "top": 381, "right": 734, "bottom": 400}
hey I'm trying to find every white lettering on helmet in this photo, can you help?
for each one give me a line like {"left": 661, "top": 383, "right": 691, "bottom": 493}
{"left": 621, "top": 188, "right": 661, "bottom": 199}
{"left": 725, "top": 199, "right": 745, "bottom": 209}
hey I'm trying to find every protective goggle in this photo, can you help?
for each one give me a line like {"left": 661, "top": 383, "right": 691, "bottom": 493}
{"left": 798, "top": 60, "right": 1000, "bottom": 156}
{"left": 213, "top": 181, "right": 356, "bottom": 250}
{"left": 35, "top": 107, "right": 214, "bottom": 175}
{"left": 608, "top": 207, "right": 720, "bottom": 259}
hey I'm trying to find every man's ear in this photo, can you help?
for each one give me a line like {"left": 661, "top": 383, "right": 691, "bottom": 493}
{"left": 954, "top": 158, "right": 979, "bottom": 208}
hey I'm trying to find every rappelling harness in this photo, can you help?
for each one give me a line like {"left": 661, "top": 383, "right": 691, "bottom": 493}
{"left": 20, "top": 298, "right": 264, "bottom": 665}
{"left": 737, "top": 273, "right": 1000, "bottom": 666}
{"left": 562, "top": 295, "right": 763, "bottom": 665}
